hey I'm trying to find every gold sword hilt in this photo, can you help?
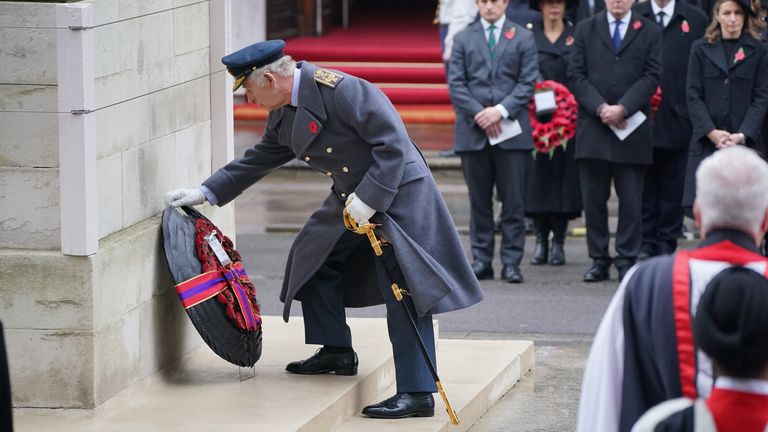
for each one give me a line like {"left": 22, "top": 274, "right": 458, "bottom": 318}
{"left": 343, "top": 209, "right": 384, "bottom": 256}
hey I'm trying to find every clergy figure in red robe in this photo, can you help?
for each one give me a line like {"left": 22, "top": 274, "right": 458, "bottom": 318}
{"left": 576, "top": 146, "right": 768, "bottom": 432}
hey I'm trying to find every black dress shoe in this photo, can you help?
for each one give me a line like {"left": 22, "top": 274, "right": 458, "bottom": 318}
{"left": 583, "top": 264, "right": 610, "bottom": 282}
{"left": 361, "top": 393, "right": 435, "bottom": 419}
{"left": 502, "top": 264, "right": 524, "bottom": 283}
{"left": 285, "top": 348, "right": 358, "bottom": 375}
{"left": 617, "top": 266, "right": 632, "bottom": 282}
{"left": 549, "top": 241, "right": 565, "bottom": 265}
{"left": 471, "top": 261, "right": 494, "bottom": 280}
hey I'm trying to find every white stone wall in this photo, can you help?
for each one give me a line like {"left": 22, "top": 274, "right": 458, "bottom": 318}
{"left": 0, "top": 2, "right": 60, "bottom": 250}
{"left": 0, "top": 0, "right": 237, "bottom": 408}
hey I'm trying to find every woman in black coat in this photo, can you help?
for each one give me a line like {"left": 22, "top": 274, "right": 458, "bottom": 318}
{"left": 683, "top": 0, "right": 768, "bottom": 212}
{"left": 524, "top": 0, "right": 582, "bottom": 266}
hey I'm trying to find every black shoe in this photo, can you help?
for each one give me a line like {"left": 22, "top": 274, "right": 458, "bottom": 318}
{"left": 471, "top": 261, "right": 494, "bottom": 280}
{"left": 583, "top": 264, "right": 610, "bottom": 282}
{"left": 617, "top": 266, "right": 632, "bottom": 282}
{"left": 530, "top": 237, "right": 549, "bottom": 265}
{"left": 285, "top": 348, "right": 358, "bottom": 375}
{"left": 361, "top": 393, "right": 435, "bottom": 419}
{"left": 549, "top": 218, "right": 567, "bottom": 266}
{"left": 549, "top": 242, "right": 565, "bottom": 265}
{"left": 502, "top": 264, "right": 524, "bottom": 283}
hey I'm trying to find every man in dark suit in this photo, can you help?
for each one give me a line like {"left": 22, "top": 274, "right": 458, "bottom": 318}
{"left": 567, "top": 0, "right": 662, "bottom": 282}
{"left": 449, "top": 0, "right": 539, "bottom": 283}
{"left": 635, "top": 0, "right": 708, "bottom": 260}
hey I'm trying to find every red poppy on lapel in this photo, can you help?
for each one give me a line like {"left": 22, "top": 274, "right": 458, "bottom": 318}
{"left": 681, "top": 20, "right": 690, "bottom": 33}
{"left": 734, "top": 47, "right": 746, "bottom": 63}
{"left": 565, "top": 36, "right": 574, "bottom": 46}
{"left": 632, "top": 20, "right": 642, "bottom": 30}
{"left": 504, "top": 28, "right": 516, "bottom": 40}
{"left": 309, "top": 120, "right": 318, "bottom": 134}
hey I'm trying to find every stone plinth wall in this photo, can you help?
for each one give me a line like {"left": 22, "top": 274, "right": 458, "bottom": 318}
{"left": 0, "top": 0, "right": 236, "bottom": 408}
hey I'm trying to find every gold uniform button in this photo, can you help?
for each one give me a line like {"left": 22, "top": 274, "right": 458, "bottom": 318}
{"left": 326, "top": 147, "right": 333, "bottom": 153}
{"left": 326, "top": 171, "right": 332, "bottom": 176}
{"left": 342, "top": 166, "right": 349, "bottom": 173}
{"left": 304, "top": 156, "right": 310, "bottom": 161}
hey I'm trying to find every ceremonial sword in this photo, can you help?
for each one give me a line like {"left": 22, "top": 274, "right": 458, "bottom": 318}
{"left": 343, "top": 210, "right": 460, "bottom": 425}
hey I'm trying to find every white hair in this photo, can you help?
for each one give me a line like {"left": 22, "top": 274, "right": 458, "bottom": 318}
{"left": 696, "top": 146, "right": 768, "bottom": 235}
{"left": 246, "top": 55, "right": 295, "bottom": 87}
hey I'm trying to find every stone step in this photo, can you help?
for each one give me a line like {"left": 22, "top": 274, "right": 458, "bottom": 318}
{"left": 14, "top": 317, "right": 532, "bottom": 432}
{"left": 336, "top": 339, "right": 534, "bottom": 432}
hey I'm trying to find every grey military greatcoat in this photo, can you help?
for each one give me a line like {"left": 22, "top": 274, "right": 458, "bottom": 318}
{"left": 203, "top": 61, "right": 484, "bottom": 321}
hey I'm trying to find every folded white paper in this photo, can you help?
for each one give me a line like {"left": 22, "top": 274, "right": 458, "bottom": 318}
{"left": 609, "top": 111, "right": 647, "bottom": 141}
{"left": 489, "top": 119, "right": 523, "bottom": 145}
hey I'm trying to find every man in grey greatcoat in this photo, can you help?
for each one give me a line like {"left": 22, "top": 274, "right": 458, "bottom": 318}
{"left": 165, "top": 40, "right": 484, "bottom": 419}
{"left": 448, "top": 0, "right": 539, "bottom": 283}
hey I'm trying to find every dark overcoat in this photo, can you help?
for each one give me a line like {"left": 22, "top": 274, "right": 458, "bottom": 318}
{"left": 525, "top": 19, "right": 582, "bottom": 217}
{"left": 448, "top": 19, "right": 539, "bottom": 152}
{"left": 634, "top": 1, "right": 708, "bottom": 150}
{"left": 203, "top": 62, "right": 484, "bottom": 321}
{"left": 682, "top": 35, "right": 768, "bottom": 208}
{"left": 567, "top": 11, "right": 663, "bottom": 164}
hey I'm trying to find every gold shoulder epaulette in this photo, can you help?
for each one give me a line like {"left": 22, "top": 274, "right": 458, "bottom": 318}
{"left": 314, "top": 69, "right": 344, "bottom": 88}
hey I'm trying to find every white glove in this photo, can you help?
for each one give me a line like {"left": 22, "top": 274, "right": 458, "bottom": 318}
{"left": 345, "top": 192, "right": 376, "bottom": 225}
{"left": 165, "top": 188, "right": 206, "bottom": 208}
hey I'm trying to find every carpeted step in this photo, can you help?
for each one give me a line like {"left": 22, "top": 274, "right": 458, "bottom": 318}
{"left": 234, "top": 103, "right": 455, "bottom": 124}
{"left": 315, "top": 62, "right": 446, "bottom": 84}
{"left": 379, "top": 84, "right": 450, "bottom": 105}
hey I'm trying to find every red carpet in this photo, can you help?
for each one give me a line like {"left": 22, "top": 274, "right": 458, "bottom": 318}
{"left": 234, "top": 2, "right": 455, "bottom": 140}
{"left": 284, "top": 10, "right": 442, "bottom": 63}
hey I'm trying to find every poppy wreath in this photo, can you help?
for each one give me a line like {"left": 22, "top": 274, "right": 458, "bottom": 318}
{"left": 195, "top": 218, "right": 261, "bottom": 331}
{"left": 528, "top": 80, "right": 578, "bottom": 158}
{"left": 651, "top": 86, "right": 662, "bottom": 119}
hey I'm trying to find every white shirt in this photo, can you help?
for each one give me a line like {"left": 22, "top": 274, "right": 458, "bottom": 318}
{"left": 480, "top": 15, "right": 506, "bottom": 44}
{"left": 607, "top": 10, "right": 632, "bottom": 40}
{"left": 650, "top": 0, "right": 675, "bottom": 28}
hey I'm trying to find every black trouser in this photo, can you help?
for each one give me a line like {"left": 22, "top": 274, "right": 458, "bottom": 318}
{"left": 460, "top": 146, "right": 529, "bottom": 266}
{"left": 299, "top": 230, "right": 437, "bottom": 393}
{"left": 579, "top": 159, "right": 645, "bottom": 269}
{"left": 641, "top": 147, "right": 687, "bottom": 256}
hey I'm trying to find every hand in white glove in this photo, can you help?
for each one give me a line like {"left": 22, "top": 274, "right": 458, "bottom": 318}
{"left": 164, "top": 188, "right": 206, "bottom": 208}
{"left": 345, "top": 192, "right": 376, "bottom": 225}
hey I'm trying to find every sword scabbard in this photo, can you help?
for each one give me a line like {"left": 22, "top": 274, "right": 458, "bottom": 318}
{"left": 436, "top": 380, "right": 460, "bottom": 425}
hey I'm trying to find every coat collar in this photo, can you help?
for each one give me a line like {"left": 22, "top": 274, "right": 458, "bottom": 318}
{"left": 701, "top": 34, "right": 758, "bottom": 74}
{"left": 532, "top": 19, "right": 575, "bottom": 56}
{"left": 492, "top": 19, "right": 520, "bottom": 72}
{"left": 699, "top": 228, "right": 760, "bottom": 253}
{"left": 470, "top": 20, "right": 494, "bottom": 71}
{"left": 635, "top": 1, "right": 691, "bottom": 34}
{"left": 290, "top": 62, "right": 327, "bottom": 156}
{"left": 617, "top": 12, "right": 643, "bottom": 55}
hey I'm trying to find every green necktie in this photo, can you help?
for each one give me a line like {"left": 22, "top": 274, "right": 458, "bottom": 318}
{"left": 488, "top": 24, "right": 497, "bottom": 59}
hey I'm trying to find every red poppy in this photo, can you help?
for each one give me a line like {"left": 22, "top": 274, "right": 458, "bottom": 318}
{"left": 309, "top": 120, "right": 319, "bottom": 134}
{"left": 681, "top": 20, "right": 690, "bottom": 33}
{"left": 505, "top": 28, "right": 516, "bottom": 40}
{"left": 529, "top": 80, "right": 578, "bottom": 157}
{"left": 565, "top": 36, "right": 574, "bottom": 46}
{"left": 650, "top": 86, "right": 662, "bottom": 119}
{"left": 632, "top": 20, "right": 642, "bottom": 30}
{"left": 734, "top": 47, "right": 745, "bottom": 63}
